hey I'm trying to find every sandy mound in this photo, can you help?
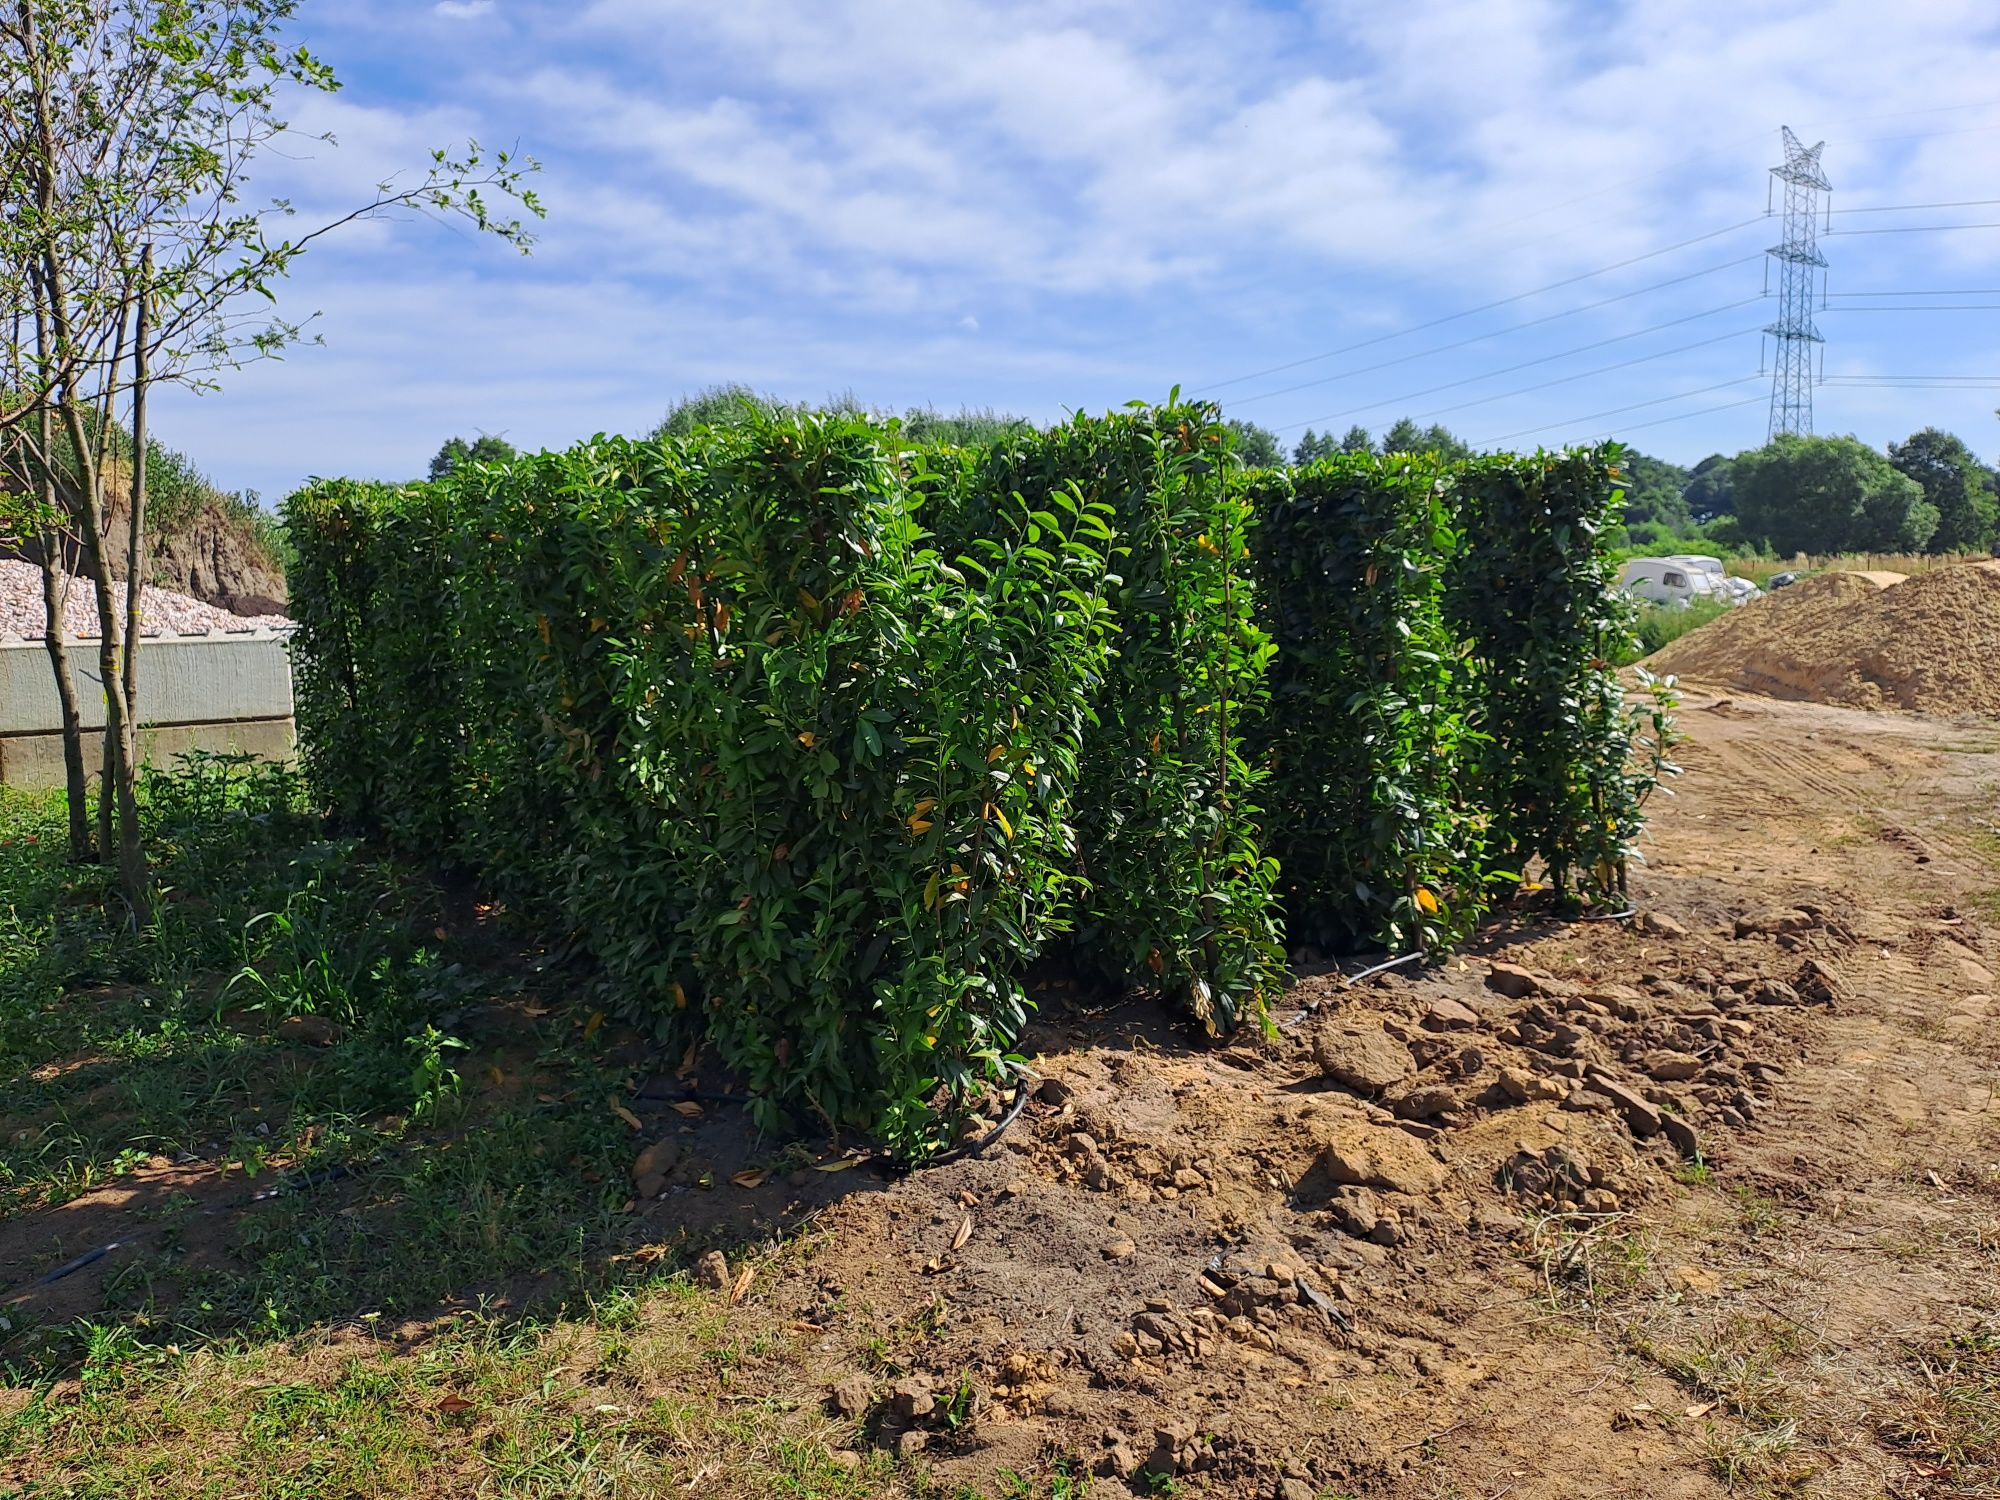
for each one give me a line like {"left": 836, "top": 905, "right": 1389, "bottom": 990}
{"left": 1647, "top": 564, "right": 2000, "bottom": 715}
{"left": 0, "top": 560, "right": 290, "bottom": 639}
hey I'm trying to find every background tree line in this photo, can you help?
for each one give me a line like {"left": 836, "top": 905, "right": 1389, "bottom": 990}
{"left": 433, "top": 395, "right": 2000, "bottom": 561}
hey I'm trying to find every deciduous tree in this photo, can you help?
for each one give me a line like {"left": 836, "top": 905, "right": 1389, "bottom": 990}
{"left": 0, "top": 0, "right": 539, "bottom": 905}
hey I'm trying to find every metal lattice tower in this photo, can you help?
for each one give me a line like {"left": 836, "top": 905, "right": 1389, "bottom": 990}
{"left": 1764, "top": 126, "right": 1830, "bottom": 438}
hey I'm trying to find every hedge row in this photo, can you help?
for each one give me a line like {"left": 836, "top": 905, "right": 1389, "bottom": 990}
{"left": 1247, "top": 446, "right": 1674, "bottom": 955}
{"left": 285, "top": 407, "right": 1671, "bottom": 1152}
{"left": 288, "top": 403, "right": 1280, "bottom": 1154}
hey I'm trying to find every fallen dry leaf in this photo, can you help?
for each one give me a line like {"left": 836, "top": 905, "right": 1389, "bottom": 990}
{"left": 813, "top": 1157, "right": 857, "bottom": 1173}
{"left": 670, "top": 1100, "right": 704, "bottom": 1119}
{"left": 610, "top": 1103, "right": 642, "bottom": 1131}
{"left": 436, "top": 1394, "right": 475, "bottom": 1415}
{"left": 952, "top": 1214, "right": 974, "bottom": 1251}
{"left": 730, "top": 1168, "right": 767, "bottom": 1189}
{"left": 729, "top": 1266, "right": 755, "bottom": 1305}
{"left": 1685, "top": 1400, "right": 1718, "bottom": 1419}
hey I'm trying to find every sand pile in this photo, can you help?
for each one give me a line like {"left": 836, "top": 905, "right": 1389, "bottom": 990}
{"left": 1647, "top": 562, "right": 2000, "bottom": 715}
{"left": 0, "top": 560, "right": 290, "bottom": 638}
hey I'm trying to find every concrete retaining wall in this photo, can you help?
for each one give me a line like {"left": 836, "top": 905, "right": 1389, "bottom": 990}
{"left": 0, "top": 629, "right": 295, "bottom": 788}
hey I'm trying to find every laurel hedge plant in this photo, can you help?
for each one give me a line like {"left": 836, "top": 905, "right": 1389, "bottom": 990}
{"left": 1247, "top": 451, "right": 1487, "bottom": 954}
{"left": 287, "top": 413, "right": 1670, "bottom": 1152}
{"left": 291, "top": 413, "right": 1120, "bottom": 1154}
{"left": 936, "top": 402, "right": 1285, "bottom": 1038}
{"left": 1444, "top": 444, "right": 1680, "bottom": 904}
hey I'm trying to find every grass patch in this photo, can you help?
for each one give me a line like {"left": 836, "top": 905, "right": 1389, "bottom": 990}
{"left": 1874, "top": 1325, "right": 2000, "bottom": 1490}
{"left": 0, "top": 756, "right": 854, "bottom": 1492}
{"left": 1628, "top": 596, "right": 1734, "bottom": 661}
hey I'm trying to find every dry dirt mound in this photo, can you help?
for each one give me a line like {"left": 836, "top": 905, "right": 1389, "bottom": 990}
{"left": 1647, "top": 563, "right": 2000, "bottom": 714}
{"left": 0, "top": 560, "right": 290, "bottom": 638}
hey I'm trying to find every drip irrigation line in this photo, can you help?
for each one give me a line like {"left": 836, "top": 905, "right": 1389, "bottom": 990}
{"left": 1196, "top": 215, "right": 1769, "bottom": 395}
{"left": 1342, "top": 951, "right": 1426, "bottom": 985}
{"left": 1221, "top": 255, "right": 1762, "bottom": 409}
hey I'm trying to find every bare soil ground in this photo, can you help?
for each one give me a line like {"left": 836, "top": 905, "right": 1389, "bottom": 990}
{"left": 5, "top": 690, "right": 1997, "bottom": 1499}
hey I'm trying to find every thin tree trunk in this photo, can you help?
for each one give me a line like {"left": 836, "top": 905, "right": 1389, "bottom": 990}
{"left": 28, "top": 302, "right": 93, "bottom": 861}
{"left": 114, "top": 246, "right": 155, "bottom": 911}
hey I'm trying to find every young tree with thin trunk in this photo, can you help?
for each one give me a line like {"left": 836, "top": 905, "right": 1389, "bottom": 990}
{"left": 0, "top": 0, "right": 541, "bottom": 914}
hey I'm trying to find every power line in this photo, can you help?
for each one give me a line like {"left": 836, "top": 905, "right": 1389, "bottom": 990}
{"left": 1475, "top": 393, "right": 1768, "bottom": 449}
{"left": 1825, "top": 221, "right": 2000, "bottom": 236}
{"left": 1223, "top": 254, "right": 1762, "bottom": 408}
{"left": 1271, "top": 313, "right": 1765, "bottom": 433}
{"left": 1472, "top": 376, "right": 1767, "bottom": 446}
{"left": 1196, "top": 214, "right": 1769, "bottom": 394}
{"left": 1822, "top": 304, "right": 2000, "bottom": 311}
{"left": 1826, "top": 289, "right": 2000, "bottom": 297}
{"left": 1401, "top": 333, "right": 1761, "bottom": 424}
{"left": 1826, "top": 197, "right": 2000, "bottom": 214}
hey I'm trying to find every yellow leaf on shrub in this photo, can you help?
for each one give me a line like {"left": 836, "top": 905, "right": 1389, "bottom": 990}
{"left": 1022, "top": 761, "right": 1036, "bottom": 781}
{"left": 993, "top": 805, "right": 1014, "bottom": 841}
{"left": 913, "top": 798, "right": 937, "bottom": 817}
{"left": 1415, "top": 887, "right": 1439, "bottom": 914}
{"left": 583, "top": 1011, "right": 604, "bottom": 1041}
{"left": 672, "top": 982, "right": 688, "bottom": 1010}
{"left": 908, "top": 817, "right": 934, "bottom": 835}
{"left": 924, "top": 871, "right": 942, "bottom": 910}
{"left": 797, "top": 731, "right": 816, "bottom": 747}
{"left": 536, "top": 615, "right": 551, "bottom": 644}
{"left": 986, "top": 746, "right": 1005, "bottom": 763}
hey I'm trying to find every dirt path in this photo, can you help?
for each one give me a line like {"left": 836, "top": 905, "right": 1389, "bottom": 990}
{"left": 776, "top": 690, "right": 1999, "bottom": 1498}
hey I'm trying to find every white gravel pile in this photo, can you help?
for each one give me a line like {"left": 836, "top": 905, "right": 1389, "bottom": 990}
{"left": 0, "top": 560, "right": 290, "bottom": 638}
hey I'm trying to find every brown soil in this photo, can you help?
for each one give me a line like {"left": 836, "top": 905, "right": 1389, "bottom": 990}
{"left": 7, "top": 692, "right": 1998, "bottom": 1498}
{"left": 1648, "top": 562, "right": 2000, "bottom": 715}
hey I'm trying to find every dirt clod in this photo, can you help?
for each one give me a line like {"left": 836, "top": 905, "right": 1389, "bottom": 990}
{"left": 1487, "top": 961, "right": 1545, "bottom": 999}
{"left": 694, "top": 1249, "right": 730, "bottom": 1292}
{"left": 1310, "top": 1019, "right": 1412, "bottom": 1092}
{"left": 828, "top": 1375, "right": 873, "bottom": 1418}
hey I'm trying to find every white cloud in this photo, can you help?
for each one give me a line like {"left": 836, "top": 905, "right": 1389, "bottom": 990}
{"left": 148, "top": 0, "right": 2000, "bottom": 492}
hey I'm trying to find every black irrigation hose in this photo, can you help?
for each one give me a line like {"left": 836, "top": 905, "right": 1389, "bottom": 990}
{"left": 5, "top": 1154, "right": 381, "bottom": 1304}
{"left": 1575, "top": 907, "right": 1639, "bottom": 923}
{"left": 921, "top": 1061, "right": 1037, "bottom": 1170}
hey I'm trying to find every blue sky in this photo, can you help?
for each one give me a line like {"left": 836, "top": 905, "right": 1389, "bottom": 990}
{"left": 153, "top": 0, "right": 2000, "bottom": 499}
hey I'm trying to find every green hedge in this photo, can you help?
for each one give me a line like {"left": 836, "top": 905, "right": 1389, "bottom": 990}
{"left": 1445, "top": 445, "right": 1675, "bottom": 902}
{"left": 941, "top": 407, "right": 1282, "bottom": 1037}
{"left": 286, "top": 413, "right": 1670, "bottom": 1150}
{"left": 291, "top": 413, "right": 1128, "bottom": 1153}
{"left": 1248, "top": 452, "right": 1483, "bottom": 952}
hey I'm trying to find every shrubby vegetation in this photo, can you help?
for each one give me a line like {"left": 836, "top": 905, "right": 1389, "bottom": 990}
{"left": 286, "top": 402, "right": 1665, "bottom": 1155}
